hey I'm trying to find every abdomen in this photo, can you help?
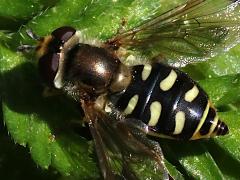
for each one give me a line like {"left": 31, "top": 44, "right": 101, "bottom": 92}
{"left": 110, "top": 63, "right": 228, "bottom": 140}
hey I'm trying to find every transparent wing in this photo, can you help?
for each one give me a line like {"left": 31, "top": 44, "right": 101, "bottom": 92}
{"left": 83, "top": 104, "right": 169, "bottom": 180}
{"left": 108, "top": 0, "right": 240, "bottom": 67}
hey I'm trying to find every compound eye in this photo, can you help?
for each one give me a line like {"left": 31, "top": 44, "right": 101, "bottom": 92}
{"left": 38, "top": 53, "right": 60, "bottom": 87}
{"left": 51, "top": 26, "right": 76, "bottom": 43}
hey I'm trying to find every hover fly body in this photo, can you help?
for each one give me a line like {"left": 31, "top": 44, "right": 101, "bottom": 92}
{"left": 20, "top": 0, "right": 240, "bottom": 179}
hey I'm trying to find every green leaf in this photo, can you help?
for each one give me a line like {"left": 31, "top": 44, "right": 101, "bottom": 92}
{"left": 0, "top": 0, "right": 58, "bottom": 30}
{"left": 215, "top": 111, "right": 240, "bottom": 163}
{"left": 0, "top": 0, "right": 240, "bottom": 179}
{"left": 0, "top": 44, "right": 98, "bottom": 178}
{"left": 183, "top": 44, "right": 240, "bottom": 80}
{"left": 161, "top": 141, "right": 224, "bottom": 179}
{"left": 199, "top": 74, "right": 240, "bottom": 107}
{"left": 0, "top": 0, "right": 57, "bottom": 19}
{"left": 0, "top": 127, "right": 59, "bottom": 179}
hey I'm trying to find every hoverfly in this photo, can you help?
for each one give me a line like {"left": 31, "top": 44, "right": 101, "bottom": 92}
{"left": 19, "top": 0, "right": 240, "bottom": 179}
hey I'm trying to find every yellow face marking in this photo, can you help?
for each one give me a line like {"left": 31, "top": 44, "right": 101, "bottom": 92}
{"left": 142, "top": 64, "right": 152, "bottom": 81}
{"left": 54, "top": 33, "right": 80, "bottom": 89}
{"left": 191, "top": 102, "right": 210, "bottom": 140}
{"left": 54, "top": 52, "right": 64, "bottom": 89}
{"left": 173, "top": 111, "right": 186, "bottom": 135}
{"left": 124, "top": 95, "right": 139, "bottom": 115}
{"left": 148, "top": 101, "right": 162, "bottom": 126}
{"left": 160, "top": 70, "right": 177, "bottom": 91}
{"left": 184, "top": 85, "right": 199, "bottom": 102}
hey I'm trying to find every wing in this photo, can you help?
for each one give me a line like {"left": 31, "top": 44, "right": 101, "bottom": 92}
{"left": 82, "top": 103, "right": 169, "bottom": 180}
{"left": 107, "top": 0, "right": 240, "bottom": 67}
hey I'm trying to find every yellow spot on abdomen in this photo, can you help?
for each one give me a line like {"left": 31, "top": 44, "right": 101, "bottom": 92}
{"left": 148, "top": 101, "right": 162, "bottom": 126}
{"left": 184, "top": 85, "right": 199, "bottom": 102}
{"left": 142, "top": 64, "right": 152, "bottom": 81}
{"left": 124, "top": 95, "right": 139, "bottom": 115}
{"left": 160, "top": 70, "right": 177, "bottom": 91}
{"left": 173, "top": 111, "right": 185, "bottom": 134}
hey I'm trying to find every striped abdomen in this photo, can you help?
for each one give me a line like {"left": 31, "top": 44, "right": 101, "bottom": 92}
{"left": 111, "top": 63, "right": 228, "bottom": 140}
